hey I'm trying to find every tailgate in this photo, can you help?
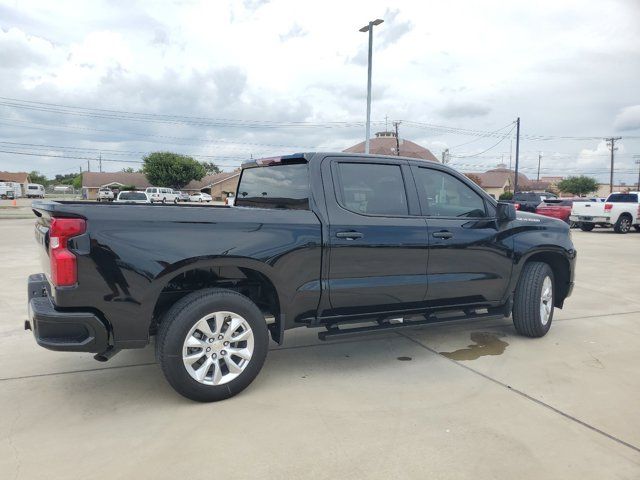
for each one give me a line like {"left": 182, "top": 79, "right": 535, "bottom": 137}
{"left": 571, "top": 202, "right": 603, "bottom": 216}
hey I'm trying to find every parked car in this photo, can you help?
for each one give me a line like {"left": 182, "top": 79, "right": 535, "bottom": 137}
{"left": 570, "top": 191, "right": 640, "bottom": 233}
{"left": 189, "top": 192, "right": 212, "bottom": 202}
{"left": 175, "top": 191, "right": 190, "bottom": 202}
{"left": 225, "top": 193, "right": 235, "bottom": 206}
{"left": 535, "top": 198, "right": 598, "bottom": 226}
{"left": 145, "top": 187, "right": 179, "bottom": 204}
{"left": 115, "top": 191, "right": 151, "bottom": 203}
{"left": 96, "top": 187, "right": 114, "bottom": 202}
{"left": 27, "top": 152, "right": 576, "bottom": 402}
{"left": 510, "top": 191, "right": 557, "bottom": 212}
{"left": 26, "top": 183, "right": 46, "bottom": 199}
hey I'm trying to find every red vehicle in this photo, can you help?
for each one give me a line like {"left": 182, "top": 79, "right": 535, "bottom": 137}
{"left": 536, "top": 198, "right": 597, "bottom": 224}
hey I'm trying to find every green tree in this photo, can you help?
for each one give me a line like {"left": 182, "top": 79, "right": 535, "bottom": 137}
{"left": 499, "top": 191, "right": 514, "bottom": 200}
{"left": 121, "top": 167, "right": 135, "bottom": 173}
{"left": 200, "top": 161, "right": 221, "bottom": 175}
{"left": 54, "top": 173, "right": 78, "bottom": 184}
{"left": 142, "top": 152, "right": 206, "bottom": 189}
{"left": 29, "top": 170, "right": 48, "bottom": 186}
{"left": 557, "top": 176, "right": 599, "bottom": 196}
{"left": 72, "top": 175, "right": 82, "bottom": 189}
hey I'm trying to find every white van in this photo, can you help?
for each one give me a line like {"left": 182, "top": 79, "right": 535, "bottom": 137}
{"left": 145, "top": 187, "right": 179, "bottom": 204}
{"left": 26, "top": 183, "right": 45, "bottom": 198}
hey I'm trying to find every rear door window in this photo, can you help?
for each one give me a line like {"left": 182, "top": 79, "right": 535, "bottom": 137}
{"left": 334, "top": 162, "right": 408, "bottom": 216}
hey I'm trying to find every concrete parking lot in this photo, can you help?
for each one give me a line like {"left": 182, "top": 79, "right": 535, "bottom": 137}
{"left": 1, "top": 218, "right": 639, "bottom": 479}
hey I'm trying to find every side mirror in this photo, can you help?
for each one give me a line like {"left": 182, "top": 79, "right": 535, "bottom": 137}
{"left": 496, "top": 202, "right": 517, "bottom": 222}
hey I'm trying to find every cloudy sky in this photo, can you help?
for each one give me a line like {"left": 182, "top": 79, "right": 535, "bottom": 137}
{"left": 1, "top": 0, "right": 639, "bottom": 184}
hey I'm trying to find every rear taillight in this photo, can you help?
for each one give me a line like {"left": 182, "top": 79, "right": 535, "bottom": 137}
{"left": 49, "top": 218, "right": 86, "bottom": 287}
{"left": 514, "top": 203, "right": 520, "bottom": 210}
{"left": 604, "top": 203, "right": 613, "bottom": 212}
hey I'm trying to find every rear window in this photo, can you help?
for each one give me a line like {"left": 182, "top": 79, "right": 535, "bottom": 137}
{"left": 120, "top": 192, "right": 147, "bottom": 200}
{"left": 236, "top": 163, "right": 309, "bottom": 210}
{"left": 607, "top": 193, "right": 638, "bottom": 203}
{"left": 28, "top": 186, "right": 38, "bottom": 190}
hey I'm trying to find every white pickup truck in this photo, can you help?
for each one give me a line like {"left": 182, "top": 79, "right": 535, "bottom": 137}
{"left": 570, "top": 192, "right": 640, "bottom": 233}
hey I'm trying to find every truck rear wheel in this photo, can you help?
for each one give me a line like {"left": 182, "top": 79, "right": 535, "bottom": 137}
{"left": 614, "top": 214, "right": 632, "bottom": 234}
{"left": 156, "top": 288, "right": 269, "bottom": 402}
{"left": 579, "top": 223, "right": 595, "bottom": 232}
{"left": 512, "top": 262, "right": 554, "bottom": 338}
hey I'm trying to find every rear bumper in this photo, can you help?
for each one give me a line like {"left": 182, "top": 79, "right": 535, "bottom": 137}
{"left": 569, "top": 215, "right": 609, "bottom": 223}
{"left": 27, "top": 273, "right": 109, "bottom": 353}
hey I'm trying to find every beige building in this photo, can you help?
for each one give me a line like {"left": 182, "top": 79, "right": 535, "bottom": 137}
{"left": 470, "top": 166, "right": 530, "bottom": 198}
{"left": 595, "top": 183, "right": 639, "bottom": 198}
{"left": 344, "top": 131, "right": 440, "bottom": 162}
{"left": 183, "top": 171, "right": 240, "bottom": 201}
{"left": 81, "top": 172, "right": 151, "bottom": 200}
{"left": 81, "top": 171, "right": 240, "bottom": 201}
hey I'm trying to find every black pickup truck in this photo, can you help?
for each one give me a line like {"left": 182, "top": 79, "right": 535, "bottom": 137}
{"left": 27, "top": 153, "right": 576, "bottom": 401}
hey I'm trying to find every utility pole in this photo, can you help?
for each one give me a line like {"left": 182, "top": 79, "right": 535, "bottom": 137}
{"left": 393, "top": 121, "right": 401, "bottom": 155}
{"left": 634, "top": 155, "right": 640, "bottom": 191}
{"left": 99, "top": 153, "right": 102, "bottom": 173}
{"left": 605, "top": 137, "right": 622, "bottom": 193}
{"left": 537, "top": 152, "right": 542, "bottom": 181}
{"left": 87, "top": 160, "right": 90, "bottom": 173}
{"left": 359, "top": 19, "right": 384, "bottom": 154}
{"left": 513, "top": 117, "right": 521, "bottom": 194}
{"left": 442, "top": 148, "right": 449, "bottom": 164}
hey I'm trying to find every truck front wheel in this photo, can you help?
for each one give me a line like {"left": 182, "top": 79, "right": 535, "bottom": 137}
{"left": 156, "top": 288, "right": 269, "bottom": 402}
{"left": 512, "top": 262, "right": 554, "bottom": 338}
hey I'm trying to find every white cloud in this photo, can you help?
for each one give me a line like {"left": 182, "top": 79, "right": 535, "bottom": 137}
{"left": 613, "top": 105, "right": 640, "bottom": 131}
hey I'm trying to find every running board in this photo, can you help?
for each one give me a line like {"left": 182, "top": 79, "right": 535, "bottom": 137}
{"left": 317, "top": 311, "right": 505, "bottom": 341}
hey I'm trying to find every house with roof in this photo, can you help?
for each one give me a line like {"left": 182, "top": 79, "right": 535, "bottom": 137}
{"left": 81, "top": 172, "right": 151, "bottom": 200}
{"left": 0, "top": 171, "right": 31, "bottom": 196}
{"left": 81, "top": 170, "right": 240, "bottom": 201}
{"left": 182, "top": 171, "right": 240, "bottom": 201}
{"left": 470, "top": 165, "right": 530, "bottom": 198}
{"left": 343, "top": 131, "right": 440, "bottom": 162}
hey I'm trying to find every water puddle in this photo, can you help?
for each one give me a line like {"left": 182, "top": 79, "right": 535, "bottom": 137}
{"left": 440, "top": 332, "right": 509, "bottom": 361}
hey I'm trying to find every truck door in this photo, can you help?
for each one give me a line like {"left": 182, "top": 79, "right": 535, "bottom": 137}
{"left": 411, "top": 165, "right": 512, "bottom": 306}
{"left": 321, "top": 157, "right": 428, "bottom": 317}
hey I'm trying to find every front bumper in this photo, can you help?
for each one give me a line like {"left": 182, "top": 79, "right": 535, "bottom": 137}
{"left": 26, "top": 273, "right": 109, "bottom": 353}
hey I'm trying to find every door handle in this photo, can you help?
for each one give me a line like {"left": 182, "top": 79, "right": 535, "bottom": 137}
{"left": 336, "top": 231, "right": 363, "bottom": 240}
{"left": 432, "top": 231, "right": 454, "bottom": 239}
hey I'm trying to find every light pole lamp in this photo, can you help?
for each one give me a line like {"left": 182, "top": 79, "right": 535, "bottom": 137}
{"left": 359, "top": 18, "right": 384, "bottom": 154}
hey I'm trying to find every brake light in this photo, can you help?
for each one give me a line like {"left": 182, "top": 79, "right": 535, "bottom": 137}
{"left": 604, "top": 203, "right": 613, "bottom": 212}
{"left": 49, "top": 218, "right": 86, "bottom": 286}
{"left": 514, "top": 203, "right": 520, "bottom": 210}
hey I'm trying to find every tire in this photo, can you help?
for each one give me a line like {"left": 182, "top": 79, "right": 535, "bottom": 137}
{"left": 579, "top": 223, "right": 595, "bottom": 232}
{"left": 173, "top": 198, "right": 178, "bottom": 204}
{"left": 613, "top": 214, "right": 632, "bottom": 234}
{"left": 199, "top": 198, "right": 203, "bottom": 203}
{"left": 156, "top": 288, "right": 269, "bottom": 402}
{"left": 512, "top": 262, "right": 554, "bottom": 338}
{"left": 634, "top": 225, "right": 640, "bottom": 232}
{"left": 162, "top": 198, "right": 166, "bottom": 204}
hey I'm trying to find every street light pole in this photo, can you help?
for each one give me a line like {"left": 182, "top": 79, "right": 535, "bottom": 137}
{"left": 360, "top": 18, "right": 384, "bottom": 154}
{"left": 634, "top": 155, "right": 640, "bottom": 191}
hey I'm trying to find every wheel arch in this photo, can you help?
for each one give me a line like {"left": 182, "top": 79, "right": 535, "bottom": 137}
{"left": 520, "top": 250, "right": 571, "bottom": 308}
{"left": 148, "top": 258, "right": 284, "bottom": 344}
